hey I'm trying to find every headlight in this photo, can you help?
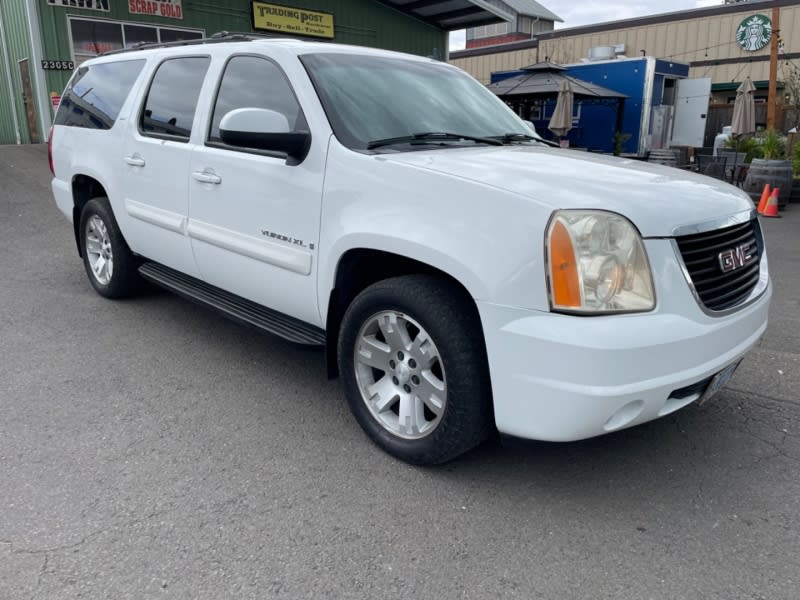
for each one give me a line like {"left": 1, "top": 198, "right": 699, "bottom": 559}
{"left": 546, "top": 210, "right": 655, "bottom": 314}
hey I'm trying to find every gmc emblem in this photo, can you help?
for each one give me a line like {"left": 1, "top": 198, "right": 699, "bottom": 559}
{"left": 718, "top": 243, "right": 756, "bottom": 273}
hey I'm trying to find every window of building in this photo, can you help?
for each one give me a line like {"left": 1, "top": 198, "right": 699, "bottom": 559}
{"left": 159, "top": 28, "right": 204, "bottom": 43}
{"left": 208, "top": 55, "right": 306, "bottom": 143}
{"left": 68, "top": 17, "right": 203, "bottom": 65}
{"left": 470, "top": 22, "right": 509, "bottom": 39}
{"left": 54, "top": 59, "right": 145, "bottom": 129}
{"left": 124, "top": 25, "right": 158, "bottom": 47}
{"left": 69, "top": 18, "right": 122, "bottom": 61}
{"left": 141, "top": 57, "right": 210, "bottom": 140}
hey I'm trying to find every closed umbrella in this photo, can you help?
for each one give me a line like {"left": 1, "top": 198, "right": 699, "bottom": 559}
{"left": 731, "top": 77, "right": 756, "bottom": 138}
{"left": 548, "top": 80, "right": 574, "bottom": 138}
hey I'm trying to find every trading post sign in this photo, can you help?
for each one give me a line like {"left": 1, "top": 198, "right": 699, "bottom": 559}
{"left": 251, "top": 2, "right": 334, "bottom": 39}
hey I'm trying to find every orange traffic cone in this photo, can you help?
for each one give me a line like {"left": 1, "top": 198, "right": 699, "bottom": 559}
{"left": 762, "top": 188, "right": 781, "bottom": 218}
{"left": 757, "top": 183, "right": 771, "bottom": 214}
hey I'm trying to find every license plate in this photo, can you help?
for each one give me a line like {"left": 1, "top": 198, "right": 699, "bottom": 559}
{"left": 698, "top": 360, "right": 741, "bottom": 405}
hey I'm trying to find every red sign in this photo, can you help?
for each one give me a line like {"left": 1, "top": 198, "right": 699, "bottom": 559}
{"left": 51, "top": 94, "right": 61, "bottom": 110}
{"left": 129, "top": 0, "right": 182, "bottom": 19}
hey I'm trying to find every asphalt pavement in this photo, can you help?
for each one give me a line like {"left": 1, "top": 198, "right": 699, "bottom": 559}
{"left": 1, "top": 144, "right": 798, "bottom": 599}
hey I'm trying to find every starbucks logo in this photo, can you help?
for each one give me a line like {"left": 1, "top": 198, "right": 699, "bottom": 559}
{"left": 736, "top": 14, "right": 772, "bottom": 52}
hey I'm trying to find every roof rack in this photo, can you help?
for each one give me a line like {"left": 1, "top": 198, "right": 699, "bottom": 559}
{"left": 101, "top": 31, "right": 299, "bottom": 57}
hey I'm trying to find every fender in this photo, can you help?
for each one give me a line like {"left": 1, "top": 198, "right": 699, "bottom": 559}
{"left": 318, "top": 233, "right": 490, "bottom": 323}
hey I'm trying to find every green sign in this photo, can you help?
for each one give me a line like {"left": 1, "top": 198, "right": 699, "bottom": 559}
{"left": 736, "top": 14, "right": 772, "bottom": 52}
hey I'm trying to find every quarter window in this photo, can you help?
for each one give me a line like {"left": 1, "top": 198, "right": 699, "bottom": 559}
{"left": 141, "top": 57, "right": 210, "bottom": 141}
{"left": 208, "top": 56, "right": 306, "bottom": 143}
{"left": 54, "top": 59, "right": 145, "bottom": 129}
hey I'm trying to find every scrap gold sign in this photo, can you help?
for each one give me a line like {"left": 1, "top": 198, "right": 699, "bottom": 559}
{"left": 251, "top": 2, "right": 334, "bottom": 39}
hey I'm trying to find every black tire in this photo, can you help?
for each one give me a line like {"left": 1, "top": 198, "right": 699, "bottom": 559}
{"left": 338, "top": 275, "right": 493, "bottom": 465}
{"left": 79, "top": 197, "right": 141, "bottom": 298}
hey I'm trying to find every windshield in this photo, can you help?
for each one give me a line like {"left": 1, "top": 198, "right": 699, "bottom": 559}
{"left": 300, "top": 53, "right": 532, "bottom": 151}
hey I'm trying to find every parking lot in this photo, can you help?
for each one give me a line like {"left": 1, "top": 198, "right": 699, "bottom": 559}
{"left": 1, "top": 143, "right": 799, "bottom": 599}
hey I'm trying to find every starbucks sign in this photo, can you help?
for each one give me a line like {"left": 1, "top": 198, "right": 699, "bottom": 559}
{"left": 736, "top": 14, "right": 772, "bottom": 52}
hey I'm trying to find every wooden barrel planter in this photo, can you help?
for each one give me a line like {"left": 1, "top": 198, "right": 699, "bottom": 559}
{"left": 743, "top": 159, "right": 793, "bottom": 208}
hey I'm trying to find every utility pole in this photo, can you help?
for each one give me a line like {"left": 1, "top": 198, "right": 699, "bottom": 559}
{"left": 767, "top": 6, "right": 780, "bottom": 129}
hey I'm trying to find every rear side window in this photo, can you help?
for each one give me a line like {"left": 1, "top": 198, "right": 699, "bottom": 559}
{"left": 141, "top": 57, "right": 210, "bottom": 141}
{"left": 208, "top": 55, "right": 306, "bottom": 143}
{"left": 54, "top": 59, "right": 145, "bottom": 130}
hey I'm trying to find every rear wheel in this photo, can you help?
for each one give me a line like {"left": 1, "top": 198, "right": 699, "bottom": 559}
{"left": 338, "top": 275, "right": 493, "bottom": 464}
{"left": 79, "top": 197, "right": 140, "bottom": 298}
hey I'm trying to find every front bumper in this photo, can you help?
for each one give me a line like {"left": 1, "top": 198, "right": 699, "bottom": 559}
{"left": 478, "top": 239, "right": 771, "bottom": 441}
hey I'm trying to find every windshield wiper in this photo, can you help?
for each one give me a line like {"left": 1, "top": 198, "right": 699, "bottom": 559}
{"left": 498, "top": 132, "right": 535, "bottom": 142}
{"left": 367, "top": 131, "right": 503, "bottom": 150}
{"left": 494, "top": 132, "right": 560, "bottom": 147}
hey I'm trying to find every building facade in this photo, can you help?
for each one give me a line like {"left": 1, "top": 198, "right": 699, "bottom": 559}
{"left": 1, "top": 0, "right": 502, "bottom": 145}
{"left": 465, "top": 0, "right": 561, "bottom": 49}
{"left": 452, "top": 0, "right": 800, "bottom": 107}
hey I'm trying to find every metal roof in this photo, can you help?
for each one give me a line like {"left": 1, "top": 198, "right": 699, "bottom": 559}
{"left": 374, "top": 0, "right": 513, "bottom": 31}
{"left": 486, "top": 62, "right": 627, "bottom": 99}
{"left": 499, "top": 0, "right": 562, "bottom": 23}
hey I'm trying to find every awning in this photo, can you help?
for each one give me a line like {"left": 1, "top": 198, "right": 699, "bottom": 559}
{"left": 711, "top": 80, "right": 778, "bottom": 92}
{"left": 487, "top": 62, "right": 628, "bottom": 99}
{"left": 373, "top": 0, "right": 512, "bottom": 31}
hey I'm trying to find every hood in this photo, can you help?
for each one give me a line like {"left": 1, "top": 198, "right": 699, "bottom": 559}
{"left": 382, "top": 145, "right": 754, "bottom": 237}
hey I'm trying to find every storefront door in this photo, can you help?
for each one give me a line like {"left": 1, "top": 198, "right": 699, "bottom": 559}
{"left": 18, "top": 59, "right": 39, "bottom": 144}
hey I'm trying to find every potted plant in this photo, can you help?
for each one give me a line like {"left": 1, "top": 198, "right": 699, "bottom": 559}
{"left": 723, "top": 135, "right": 762, "bottom": 163}
{"left": 743, "top": 129, "right": 792, "bottom": 208}
{"left": 613, "top": 131, "right": 631, "bottom": 156}
{"left": 760, "top": 128, "right": 786, "bottom": 160}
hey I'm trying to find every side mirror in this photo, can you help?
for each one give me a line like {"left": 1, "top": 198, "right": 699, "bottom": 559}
{"left": 219, "top": 108, "right": 310, "bottom": 162}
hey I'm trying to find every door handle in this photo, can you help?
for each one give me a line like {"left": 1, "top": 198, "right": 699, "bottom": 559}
{"left": 124, "top": 155, "right": 145, "bottom": 167}
{"left": 192, "top": 170, "right": 222, "bottom": 185}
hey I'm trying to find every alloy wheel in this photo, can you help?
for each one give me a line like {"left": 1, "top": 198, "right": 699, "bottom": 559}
{"left": 353, "top": 311, "right": 447, "bottom": 439}
{"left": 84, "top": 215, "right": 114, "bottom": 285}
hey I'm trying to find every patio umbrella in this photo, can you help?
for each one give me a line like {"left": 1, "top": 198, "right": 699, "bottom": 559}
{"left": 548, "top": 79, "right": 574, "bottom": 137}
{"left": 731, "top": 77, "right": 756, "bottom": 138}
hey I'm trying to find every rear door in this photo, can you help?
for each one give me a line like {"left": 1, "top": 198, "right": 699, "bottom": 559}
{"left": 187, "top": 54, "right": 325, "bottom": 325}
{"left": 120, "top": 56, "right": 210, "bottom": 277}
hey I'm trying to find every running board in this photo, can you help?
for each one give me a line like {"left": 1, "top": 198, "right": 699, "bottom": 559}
{"left": 138, "top": 262, "right": 326, "bottom": 346}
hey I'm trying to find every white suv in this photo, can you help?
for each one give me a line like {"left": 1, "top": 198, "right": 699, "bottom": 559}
{"left": 49, "top": 35, "right": 771, "bottom": 464}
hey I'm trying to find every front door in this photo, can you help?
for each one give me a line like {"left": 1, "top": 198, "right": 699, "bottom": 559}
{"left": 18, "top": 59, "right": 39, "bottom": 143}
{"left": 188, "top": 55, "right": 325, "bottom": 326}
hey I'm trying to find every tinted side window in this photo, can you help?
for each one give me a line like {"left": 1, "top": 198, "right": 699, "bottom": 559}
{"left": 54, "top": 59, "right": 145, "bottom": 130}
{"left": 141, "top": 57, "right": 210, "bottom": 140}
{"left": 209, "top": 56, "right": 306, "bottom": 143}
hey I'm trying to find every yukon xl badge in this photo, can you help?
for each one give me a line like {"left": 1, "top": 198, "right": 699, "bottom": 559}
{"left": 261, "top": 229, "right": 315, "bottom": 250}
{"left": 719, "top": 243, "right": 756, "bottom": 273}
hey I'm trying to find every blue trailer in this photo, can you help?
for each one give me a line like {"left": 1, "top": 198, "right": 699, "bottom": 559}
{"left": 491, "top": 56, "right": 711, "bottom": 156}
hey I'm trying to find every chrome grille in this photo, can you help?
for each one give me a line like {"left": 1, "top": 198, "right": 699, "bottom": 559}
{"left": 674, "top": 218, "right": 762, "bottom": 312}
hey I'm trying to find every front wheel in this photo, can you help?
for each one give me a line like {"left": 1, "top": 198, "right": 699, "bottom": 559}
{"left": 79, "top": 197, "right": 140, "bottom": 298}
{"left": 338, "top": 275, "right": 493, "bottom": 465}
